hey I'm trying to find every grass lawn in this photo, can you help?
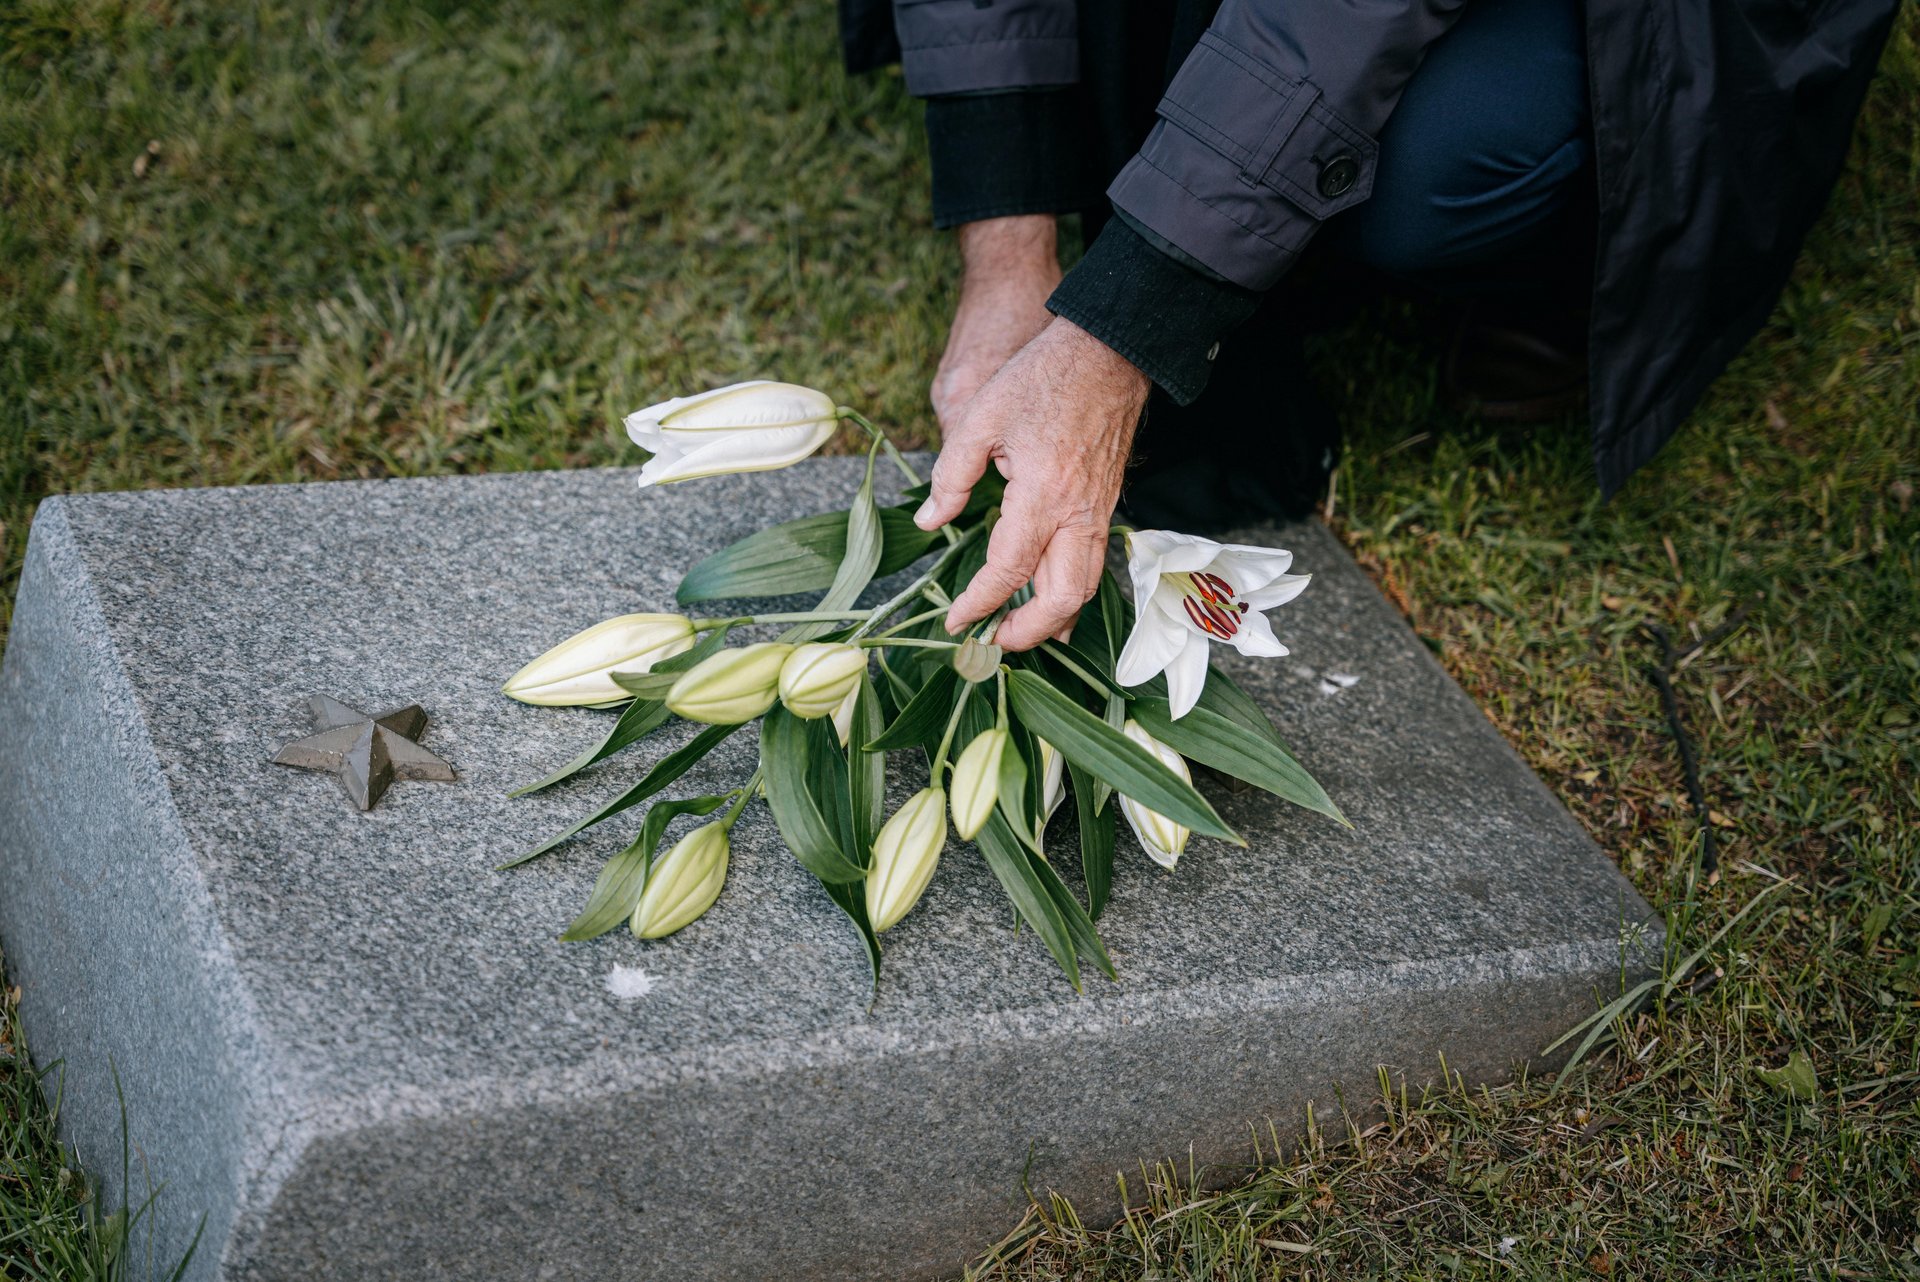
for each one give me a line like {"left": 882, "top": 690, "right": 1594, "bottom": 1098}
{"left": 3, "top": 1, "right": 1916, "bottom": 1278}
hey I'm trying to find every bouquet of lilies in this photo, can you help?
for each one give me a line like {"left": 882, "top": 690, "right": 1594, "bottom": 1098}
{"left": 503, "top": 381, "right": 1344, "bottom": 990}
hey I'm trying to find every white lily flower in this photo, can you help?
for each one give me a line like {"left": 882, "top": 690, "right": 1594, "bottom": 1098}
{"left": 1117, "top": 720, "right": 1192, "bottom": 869}
{"left": 777, "top": 642, "right": 868, "bottom": 720}
{"left": 1036, "top": 737, "right": 1066, "bottom": 822}
{"left": 625, "top": 381, "right": 840, "bottom": 486}
{"left": 665, "top": 642, "right": 793, "bottom": 724}
{"left": 949, "top": 729, "right": 1008, "bottom": 841}
{"left": 829, "top": 684, "right": 860, "bottom": 748}
{"left": 1114, "top": 530, "right": 1311, "bottom": 719}
{"left": 867, "top": 787, "right": 947, "bottom": 932}
{"left": 502, "top": 613, "right": 696, "bottom": 706}
{"left": 630, "top": 822, "right": 730, "bottom": 939}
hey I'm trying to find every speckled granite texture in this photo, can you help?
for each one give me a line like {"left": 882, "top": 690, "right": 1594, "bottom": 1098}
{"left": 0, "top": 460, "right": 1657, "bottom": 1281}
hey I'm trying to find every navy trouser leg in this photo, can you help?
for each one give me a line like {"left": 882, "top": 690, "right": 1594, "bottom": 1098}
{"left": 1326, "top": 0, "right": 1591, "bottom": 285}
{"left": 1124, "top": 0, "right": 1592, "bottom": 531}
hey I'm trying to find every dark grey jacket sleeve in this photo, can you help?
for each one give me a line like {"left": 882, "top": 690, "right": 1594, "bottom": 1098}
{"left": 1110, "top": 0, "right": 1468, "bottom": 291}
{"left": 893, "top": 0, "right": 1467, "bottom": 401}
{"left": 892, "top": 0, "right": 1079, "bottom": 96}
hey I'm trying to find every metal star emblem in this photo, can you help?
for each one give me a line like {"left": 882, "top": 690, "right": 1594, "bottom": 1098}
{"left": 272, "top": 695, "right": 456, "bottom": 810}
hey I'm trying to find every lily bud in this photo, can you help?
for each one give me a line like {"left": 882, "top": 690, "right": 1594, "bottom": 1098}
{"left": 625, "top": 381, "right": 840, "bottom": 486}
{"left": 502, "top": 613, "right": 696, "bottom": 707}
{"left": 665, "top": 643, "right": 794, "bottom": 724}
{"left": 777, "top": 642, "right": 869, "bottom": 720}
{"left": 830, "top": 685, "right": 860, "bottom": 748}
{"left": 1117, "top": 720, "right": 1192, "bottom": 869}
{"left": 630, "top": 822, "right": 730, "bottom": 939}
{"left": 866, "top": 787, "right": 947, "bottom": 932}
{"left": 1037, "top": 737, "right": 1067, "bottom": 822}
{"left": 949, "top": 729, "right": 1007, "bottom": 840}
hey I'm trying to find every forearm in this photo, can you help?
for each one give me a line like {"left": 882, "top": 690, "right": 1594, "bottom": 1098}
{"left": 933, "top": 215, "right": 1066, "bottom": 427}
{"left": 957, "top": 215, "right": 1060, "bottom": 298}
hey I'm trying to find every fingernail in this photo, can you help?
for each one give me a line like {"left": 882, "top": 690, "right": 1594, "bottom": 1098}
{"left": 1056, "top": 626, "right": 1073, "bottom": 645}
{"left": 914, "top": 498, "right": 938, "bottom": 528}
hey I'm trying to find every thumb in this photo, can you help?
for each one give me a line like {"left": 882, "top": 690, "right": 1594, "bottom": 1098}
{"left": 915, "top": 427, "right": 993, "bottom": 531}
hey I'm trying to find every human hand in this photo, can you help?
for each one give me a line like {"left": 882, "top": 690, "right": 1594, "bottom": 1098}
{"left": 930, "top": 215, "right": 1062, "bottom": 431}
{"left": 914, "top": 316, "right": 1151, "bottom": 651}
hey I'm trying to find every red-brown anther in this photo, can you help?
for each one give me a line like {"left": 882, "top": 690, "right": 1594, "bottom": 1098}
{"left": 1194, "top": 572, "right": 1236, "bottom": 604}
{"left": 1183, "top": 597, "right": 1230, "bottom": 638}
{"left": 1171, "top": 571, "right": 1249, "bottom": 640}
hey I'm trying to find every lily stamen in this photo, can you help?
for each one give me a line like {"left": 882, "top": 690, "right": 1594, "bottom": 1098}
{"left": 1175, "top": 572, "right": 1248, "bottom": 640}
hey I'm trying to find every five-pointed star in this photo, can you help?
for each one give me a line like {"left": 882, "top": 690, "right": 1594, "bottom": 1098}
{"left": 272, "top": 695, "right": 455, "bottom": 811}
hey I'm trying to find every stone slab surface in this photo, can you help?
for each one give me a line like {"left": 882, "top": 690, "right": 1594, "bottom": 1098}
{"left": 0, "top": 460, "right": 1658, "bottom": 1281}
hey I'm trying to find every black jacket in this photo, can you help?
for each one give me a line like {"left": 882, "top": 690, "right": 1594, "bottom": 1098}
{"left": 839, "top": 0, "right": 1899, "bottom": 494}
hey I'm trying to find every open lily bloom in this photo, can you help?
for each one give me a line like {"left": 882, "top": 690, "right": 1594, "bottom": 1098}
{"left": 625, "top": 381, "right": 840, "bottom": 486}
{"left": 1114, "top": 530, "right": 1311, "bottom": 719}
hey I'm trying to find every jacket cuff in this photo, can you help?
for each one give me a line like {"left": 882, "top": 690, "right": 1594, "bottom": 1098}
{"left": 1046, "top": 217, "right": 1262, "bottom": 406}
{"left": 925, "top": 91, "right": 1099, "bottom": 228}
{"left": 894, "top": 0, "right": 1078, "bottom": 96}
{"left": 1110, "top": 31, "right": 1380, "bottom": 290}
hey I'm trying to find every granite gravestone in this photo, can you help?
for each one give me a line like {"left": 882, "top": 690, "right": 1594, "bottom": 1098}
{"left": 0, "top": 460, "right": 1657, "bottom": 1281}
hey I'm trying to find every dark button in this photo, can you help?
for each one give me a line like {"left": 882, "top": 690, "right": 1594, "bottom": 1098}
{"left": 1317, "top": 155, "right": 1359, "bottom": 199}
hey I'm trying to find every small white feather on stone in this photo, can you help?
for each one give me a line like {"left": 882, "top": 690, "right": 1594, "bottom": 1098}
{"left": 604, "top": 965, "right": 658, "bottom": 1000}
{"left": 1318, "top": 671, "right": 1361, "bottom": 697}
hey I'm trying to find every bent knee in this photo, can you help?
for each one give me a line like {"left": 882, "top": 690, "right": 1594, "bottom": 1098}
{"left": 1346, "top": 132, "right": 1591, "bottom": 278}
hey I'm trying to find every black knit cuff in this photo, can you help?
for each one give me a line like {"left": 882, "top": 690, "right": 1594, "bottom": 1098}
{"left": 1046, "top": 216, "right": 1262, "bottom": 405}
{"left": 925, "top": 90, "right": 1100, "bottom": 228}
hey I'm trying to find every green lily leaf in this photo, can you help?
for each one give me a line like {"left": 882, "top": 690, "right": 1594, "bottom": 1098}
{"left": 1130, "top": 698, "right": 1345, "bottom": 825}
{"left": 1069, "top": 761, "right": 1116, "bottom": 918}
{"left": 504, "top": 721, "right": 741, "bottom": 866}
{"left": 994, "top": 725, "right": 1040, "bottom": 854}
{"left": 1028, "top": 847, "right": 1114, "bottom": 981}
{"left": 901, "top": 469, "right": 1005, "bottom": 523}
{"left": 818, "top": 876, "right": 883, "bottom": 996}
{"left": 784, "top": 442, "right": 885, "bottom": 643}
{"left": 609, "top": 668, "right": 681, "bottom": 700}
{"left": 676, "top": 505, "right": 937, "bottom": 605}
{"left": 847, "top": 673, "right": 887, "bottom": 852}
{"left": 973, "top": 808, "right": 1081, "bottom": 991}
{"left": 1005, "top": 670, "right": 1240, "bottom": 844}
{"left": 865, "top": 664, "right": 960, "bottom": 753}
{"left": 761, "top": 705, "right": 869, "bottom": 884}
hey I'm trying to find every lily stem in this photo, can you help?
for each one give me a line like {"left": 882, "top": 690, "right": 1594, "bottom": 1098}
{"left": 871, "top": 605, "right": 947, "bottom": 638}
{"left": 850, "top": 525, "right": 982, "bottom": 641}
{"left": 695, "top": 610, "right": 871, "bottom": 631}
{"left": 858, "top": 637, "right": 959, "bottom": 651}
{"left": 930, "top": 693, "right": 969, "bottom": 782}
{"left": 840, "top": 407, "right": 963, "bottom": 547}
{"left": 1040, "top": 641, "right": 1118, "bottom": 695}
{"left": 721, "top": 768, "right": 762, "bottom": 829}
{"left": 840, "top": 408, "right": 922, "bottom": 486}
